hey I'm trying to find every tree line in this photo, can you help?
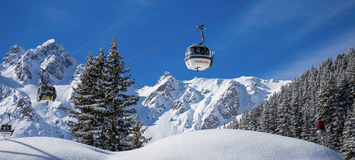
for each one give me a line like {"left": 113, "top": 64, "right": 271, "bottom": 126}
{"left": 228, "top": 48, "right": 355, "bottom": 159}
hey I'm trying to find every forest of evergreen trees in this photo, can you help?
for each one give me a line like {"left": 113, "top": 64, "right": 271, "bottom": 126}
{"left": 231, "top": 48, "right": 355, "bottom": 160}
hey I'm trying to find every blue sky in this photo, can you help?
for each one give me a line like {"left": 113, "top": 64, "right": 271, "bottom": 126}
{"left": 1, "top": 0, "right": 355, "bottom": 86}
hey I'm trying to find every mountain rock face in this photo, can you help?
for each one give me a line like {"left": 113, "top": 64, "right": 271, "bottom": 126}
{"left": 142, "top": 72, "right": 183, "bottom": 120}
{"left": 136, "top": 72, "right": 289, "bottom": 141}
{"left": 0, "top": 39, "right": 289, "bottom": 141}
{"left": 2, "top": 39, "right": 78, "bottom": 85}
{"left": 0, "top": 39, "right": 78, "bottom": 139}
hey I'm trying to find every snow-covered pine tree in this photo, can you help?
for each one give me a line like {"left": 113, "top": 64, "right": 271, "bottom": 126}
{"left": 300, "top": 111, "right": 316, "bottom": 143}
{"left": 349, "top": 49, "right": 355, "bottom": 96}
{"left": 340, "top": 104, "right": 355, "bottom": 160}
{"left": 68, "top": 37, "right": 145, "bottom": 151}
{"left": 262, "top": 96, "right": 279, "bottom": 133}
{"left": 249, "top": 105, "right": 262, "bottom": 131}
{"left": 342, "top": 50, "right": 355, "bottom": 158}
{"left": 239, "top": 110, "right": 251, "bottom": 130}
{"left": 226, "top": 118, "right": 240, "bottom": 129}
{"left": 257, "top": 102, "right": 270, "bottom": 132}
{"left": 289, "top": 82, "right": 303, "bottom": 138}
{"left": 99, "top": 37, "right": 141, "bottom": 151}
{"left": 67, "top": 51, "right": 106, "bottom": 147}
{"left": 316, "top": 73, "right": 347, "bottom": 151}
{"left": 275, "top": 87, "right": 293, "bottom": 137}
{"left": 130, "top": 114, "right": 151, "bottom": 149}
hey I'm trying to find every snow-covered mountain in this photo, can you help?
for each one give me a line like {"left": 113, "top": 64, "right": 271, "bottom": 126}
{"left": 2, "top": 39, "right": 78, "bottom": 85}
{"left": 0, "top": 39, "right": 289, "bottom": 141}
{"left": 0, "top": 39, "right": 79, "bottom": 139}
{"left": 135, "top": 72, "right": 289, "bottom": 141}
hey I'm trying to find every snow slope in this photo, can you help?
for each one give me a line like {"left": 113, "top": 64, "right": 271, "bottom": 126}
{"left": 0, "top": 137, "right": 110, "bottom": 160}
{"left": 0, "top": 129, "right": 343, "bottom": 160}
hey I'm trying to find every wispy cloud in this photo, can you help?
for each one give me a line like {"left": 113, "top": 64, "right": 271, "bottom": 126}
{"left": 217, "top": 0, "right": 355, "bottom": 80}
{"left": 219, "top": 0, "right": 355, "bottom": 50}
{"left": 267, "top": 27, "right": 355, "bottom": 80}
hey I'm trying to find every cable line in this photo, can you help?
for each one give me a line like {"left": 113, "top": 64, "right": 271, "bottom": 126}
{"left": 202, "top": 0, "right": 247, "bottom": 25}
{"left": 126, "top": 0, "right": 247, "bottom": 63}
{"left": 71, "top": 0, "right": 155, "bottom": 56}
{"left": 126, "top": 28, "right": 195, "bottom": 62}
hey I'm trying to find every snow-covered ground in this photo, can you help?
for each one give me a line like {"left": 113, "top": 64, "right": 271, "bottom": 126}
{"left": 0, "top": 129, "right": 343, "bottom": 160}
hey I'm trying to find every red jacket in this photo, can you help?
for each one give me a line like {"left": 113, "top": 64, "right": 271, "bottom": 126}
{"left": 317, "top": 121, "right": 326, "bottom": 130}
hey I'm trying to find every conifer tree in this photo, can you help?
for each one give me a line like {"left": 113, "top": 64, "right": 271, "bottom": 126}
{"left": 249, "top": 106, "right": 262, "bottom": 131}
{"left": 289, "top": 84, "right": 303, "bottom": 138}
{"left": 300, "top": 112, "right": 314, "bottom": 142}
{"left": 97, "top": 37, "right": 140, "bottom": 151}
{"left": 340, "top": 104, "right": 355, "bottom": 160}
{"left": 317, "top": 76, "right": 346, "bottom": 151}
{"left": 239, "top": 110, "right": 251, "bottom": 130}
{"left": 67, "top": 52, "right": 106, "bottom": 146}
{"left": 130, "top": 114, "right": 151, "bottom": 149}
{"left": 275, "top": 88, "right": 292, "bottom": 137}
{"left": 67, "top": 37, "right": 147, "bottom": 151}
{"left": 258, "top": 103, "right": 271, "bottom": 132}
{"left": 227, "top": 118, "right": 240, "bottom": 129}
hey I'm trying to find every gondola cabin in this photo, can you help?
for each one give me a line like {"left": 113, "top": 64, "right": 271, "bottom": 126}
{"left": 185, "top": 45, "right": 214, "bottom": 71}
{"left": 37, "top": 85, "right": 57, "bottom": 103}
{"left": 0, "top": 124, "right": 13, "bottom": 138}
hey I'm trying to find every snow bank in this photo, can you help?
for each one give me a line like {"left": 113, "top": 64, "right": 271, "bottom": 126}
{"left": 111, "top": 129, "right": 343, "bottom": 160}
{"left": 0, "top": 129, "right": 342, "bottom": 160}
{"left": 0, "top": 137, "right": 110, "bottom": 160}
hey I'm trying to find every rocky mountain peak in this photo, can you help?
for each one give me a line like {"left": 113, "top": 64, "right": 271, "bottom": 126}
{"left": 1, "top": 39, "right": 79, "bottom": 84}
{"left": 38, "top": 39, "right": 60, "bottom": 55}
{"left": 2, "top": 45, "right": 26, "bottom": 68}
{"left": 41, "top": 39, "right": 57, "bottom": 46}
{"left": 9, "top": 45, "right": 25, "bottom": 54}
{"left": 157, "top": 71, "right": 173, "bottom": 83}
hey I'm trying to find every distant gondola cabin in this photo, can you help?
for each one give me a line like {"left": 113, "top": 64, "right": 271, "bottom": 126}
{"left": 37, "top": 86, "right": 57, "bottom": 102}
{"left": 0, "top": 124, "right": 13, "bottom": 138}
{"left": 1, "top": 124, "right": 11, "bottom": 131}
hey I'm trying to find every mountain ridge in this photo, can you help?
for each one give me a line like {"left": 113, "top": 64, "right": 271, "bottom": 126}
{"left": 136, "top": 71, "right": 289, "bottom": 141}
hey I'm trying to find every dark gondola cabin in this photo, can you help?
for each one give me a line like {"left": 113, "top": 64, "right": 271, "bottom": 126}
{"left": 1, "top": 124, "right": 11, "bottom": 130}
{"left": 185, "top": 45, "right": 214, "bottom": 71}
{"left": 37, "top": 85, "right": 57, "bottom": 103}
{"left": 0, "top": 124, "right": 13, "bottom": 138}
